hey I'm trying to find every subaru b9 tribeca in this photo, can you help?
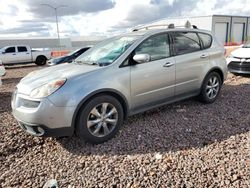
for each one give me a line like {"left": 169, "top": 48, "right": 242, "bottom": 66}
{"left": 12, "top": 28, "right": 227, "bottom": 144}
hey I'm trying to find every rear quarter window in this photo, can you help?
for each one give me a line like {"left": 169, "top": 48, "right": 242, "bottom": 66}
{"left": 198, "top": 33, "right": 212, "bottom": 49}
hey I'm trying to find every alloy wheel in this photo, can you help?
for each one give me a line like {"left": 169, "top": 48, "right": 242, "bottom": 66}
{"left": 206, "top": 76, "right": 220, "bottom": 99}
{"left": 87, "top": 103, "right": 118, "bottom": 137}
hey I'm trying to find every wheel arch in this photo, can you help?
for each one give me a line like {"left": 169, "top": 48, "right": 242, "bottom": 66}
{"left": 36, "top": 55, "right": 47, "bottom": 61}
{"left": 202, "top": 67, "right": 225, "bottom": 85}
{"left": 71, "top": 89, "right": 129, "bottom": 134}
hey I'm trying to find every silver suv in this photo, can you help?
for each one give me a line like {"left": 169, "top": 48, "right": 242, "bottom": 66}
{"left": 12, "top": 27, "right": 227, "bottom": 144}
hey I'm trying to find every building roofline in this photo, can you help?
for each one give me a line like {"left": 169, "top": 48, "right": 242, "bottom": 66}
{"left": 212, "top": 14, "right": 250, "bottom": 18}
{"left": 139, "top": 14, "right": 250, "bottom": 26}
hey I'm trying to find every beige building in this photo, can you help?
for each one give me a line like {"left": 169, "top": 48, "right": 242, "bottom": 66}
{"left": 138, "top": 15, "right": 250, "bottom": 45}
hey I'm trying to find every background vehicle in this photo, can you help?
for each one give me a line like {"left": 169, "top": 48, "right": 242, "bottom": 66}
{"left": 47, "top": 47, "right": 90, "bottom": 66}
{"left": 0, "top": 60, "right": 6, "bottom": 86}
{"left": 12, "top": 26, "right": 227, "bottom": 144}
{"left": 227, "top": 42, "right": 250, "bottom": 74}
{"left": 0, "top": 45, "right": 51, "bottom": 66}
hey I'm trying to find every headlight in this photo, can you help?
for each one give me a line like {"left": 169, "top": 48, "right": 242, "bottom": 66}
{"left": 30, "top": 78, "right": 66, "bottom": 99}
{"left": 227, "top": 54, "right": 234, "bottom": 58}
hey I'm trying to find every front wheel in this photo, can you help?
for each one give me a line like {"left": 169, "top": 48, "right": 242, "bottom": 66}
{"left": 198, "top": 72, "right": 222, "bottom": 104}
{"left": 76, "top": 95, "right": 124, "bottom": 144}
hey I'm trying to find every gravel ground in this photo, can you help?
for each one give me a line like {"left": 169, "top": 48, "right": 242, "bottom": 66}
{"left": 0, "top": 65, "right": 250, "bottom": 187}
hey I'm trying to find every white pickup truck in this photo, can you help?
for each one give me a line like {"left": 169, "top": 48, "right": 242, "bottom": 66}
{"left": 0, "top": 45, "right": 51, "bottom": 66}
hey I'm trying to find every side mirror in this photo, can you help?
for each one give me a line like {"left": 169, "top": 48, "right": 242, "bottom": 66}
{"left": 133, "top": 54, "right": 151, "bottom": 64}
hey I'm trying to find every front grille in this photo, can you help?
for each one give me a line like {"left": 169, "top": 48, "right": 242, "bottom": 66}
{"left": 18, "top": 121, "right": 44, "bottom": 136}
{"left": 228, "top": 61, "right": 250, "bottom": 72}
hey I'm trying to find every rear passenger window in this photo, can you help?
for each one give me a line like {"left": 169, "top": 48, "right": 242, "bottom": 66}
{"left": 198, "top": 33, "right": 212, "bottom": 49}
{"left": 172, "top": 32, "right": 201, "bottom": 55}
{"left": 135, "top": 34, "right": 170, "bottom": 62}
{"left": 18, "top": 46, "right": 28, "bottom": 52}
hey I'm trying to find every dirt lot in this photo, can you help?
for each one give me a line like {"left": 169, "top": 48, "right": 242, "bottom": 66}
{"left": 0, "top": 65, "right": 249, "bottom": 187}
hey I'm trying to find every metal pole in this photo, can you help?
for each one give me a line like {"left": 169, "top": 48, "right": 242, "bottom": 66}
{"left": 54, "top": 8, "right": 61, "bottom": 49}
{"left": 41, "top": 4, "right": 67, "bottom": 50}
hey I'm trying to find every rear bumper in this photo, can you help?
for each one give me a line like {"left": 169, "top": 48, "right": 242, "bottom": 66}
{"left": 228, "top": 61, "right": 250, "bottom": 74}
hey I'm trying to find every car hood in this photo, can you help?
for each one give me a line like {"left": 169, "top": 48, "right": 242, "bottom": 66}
{"left": 231, "top": 48, "right": 250, "bottom": 58}
{"left": 17, "top": 63, "right": 101, "bottom": 95}
{"left": 49, "top": 56, "right": 67, "bottom": 63}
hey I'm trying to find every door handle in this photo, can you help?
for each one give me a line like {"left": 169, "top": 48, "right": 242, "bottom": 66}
{"left": 12, "top": 54, "right": 16, "bottom": 55}
{"left": 163, "top": 62, "right": 174, "bottom": 67}
{"left": 26, "top": 53, "right": 30, "bottom": 54}
{"left": 200, "top": 54, "right": 208, "bottom": 58}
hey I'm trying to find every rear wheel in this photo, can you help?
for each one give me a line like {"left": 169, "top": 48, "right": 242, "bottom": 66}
{"left": 76, "top": 95, "right": 124, "bottom": 144}
{"left": 199, "top": 72, "right": 222, "bottom": 104}
{"left": 35, "top": 56, "right": 47, "bottom": 66}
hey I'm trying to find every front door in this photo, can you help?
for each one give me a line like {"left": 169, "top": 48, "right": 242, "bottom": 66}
{"left": 130, "top": 33, "right": 175, "bottom": 110}
{"left": 1, "top": 46, "right": 18, "bottom": 64}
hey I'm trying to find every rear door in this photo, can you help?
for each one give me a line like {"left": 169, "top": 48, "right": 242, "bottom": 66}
{"left": 1, "top": 46, "right": 18, "bottom": 64}
{"left": 130, "top": 33, "right": 175, "bottom": 110}
{"left": 17, "top": 46, "right": 32, "bottom": 63}
{"left": 170, "top": 31, "right": 210, "bottom": 96}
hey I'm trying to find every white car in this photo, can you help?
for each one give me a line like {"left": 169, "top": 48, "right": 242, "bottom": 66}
{"left": 227, "top": 42, "right": 250, "bottom": 74}
{"left": 0, "top": 60, "right": 6, "bottom": 86}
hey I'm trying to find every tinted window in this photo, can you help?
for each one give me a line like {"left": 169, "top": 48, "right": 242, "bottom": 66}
{"left": 5, "top": 47, "right": 15, "bottom": 53}
{"left": 135, "top": 34, "right": 170, "bottom": 62}
{"left": 172, "top": 32, "right": 201, "bottom": 55}
{"left": 18, "top": 46, "right": 27, "bottom": 52}
{"left": 198, "top": 33, "right": 212, "bottom": 49}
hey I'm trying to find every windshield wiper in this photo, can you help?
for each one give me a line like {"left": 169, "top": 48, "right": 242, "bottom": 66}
{"left": 75, "top": 60, "right": 99, "bottom": 65}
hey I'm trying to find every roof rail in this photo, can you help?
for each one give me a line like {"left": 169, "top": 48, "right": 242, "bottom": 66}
{"left": 132, "top": 24, "right": 172, "bottom": 32}
{"left": 132, "top": 21, "right": 198, "bottom": 32}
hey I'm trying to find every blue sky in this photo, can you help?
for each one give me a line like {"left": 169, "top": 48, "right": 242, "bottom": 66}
{"left": 0, "top": 0, "right": 249, "bottom": 37}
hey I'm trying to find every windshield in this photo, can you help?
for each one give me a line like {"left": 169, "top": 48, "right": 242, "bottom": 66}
{"left": 76, "top": 36, "right": 138, "bottom": 66}
{"left": 242, "top": 42, "right": 250, "bottom": 48}
{"left": 67, "top": 48, "right": 84, "bottom": 56}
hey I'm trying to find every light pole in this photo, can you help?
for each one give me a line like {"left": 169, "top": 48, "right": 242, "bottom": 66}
{"left": 41, "top": 4, "right": 67, "bottom": 49}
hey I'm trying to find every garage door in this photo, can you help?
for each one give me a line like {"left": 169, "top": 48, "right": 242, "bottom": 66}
{"left": 233, "top": 23, "right": 245, "bottom": 43}
{"left": 215, "top": 23, "right": 228, "bottom": 45}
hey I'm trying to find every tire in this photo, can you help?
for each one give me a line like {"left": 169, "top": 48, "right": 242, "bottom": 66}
{"left": 198, "top": 72, "right": 222, "bottom": 104}
{"left": 76, "top": 95, "right": 124, "bottom": 144}
{"left": 35, "top": 56, "right": 47, "bottom": 66}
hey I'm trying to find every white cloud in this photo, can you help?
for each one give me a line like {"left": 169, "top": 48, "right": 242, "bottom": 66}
{"left": 0, "top": 0, "right": 249, "bottom": 38}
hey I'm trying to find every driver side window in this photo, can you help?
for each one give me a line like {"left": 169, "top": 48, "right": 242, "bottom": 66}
{"left": 135, "top": 34, "right": 170, "bottom": 62}
{"left": 5, "top": 47, "right": 16, "bottom": 53}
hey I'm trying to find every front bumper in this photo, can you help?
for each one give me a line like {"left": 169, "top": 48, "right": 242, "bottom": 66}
{"left": 227, "top": 58, "right": 250, "bottom": 74}
{"left": 15, "top": 116, "right": 73, "bottom": 137}
{"left": 11, "top": 90, "right": 75, "bottom": 137}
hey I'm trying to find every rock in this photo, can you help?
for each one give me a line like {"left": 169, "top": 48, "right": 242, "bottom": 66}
{"left": 43, "top": 179, "right": 58, "bottom": 188}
